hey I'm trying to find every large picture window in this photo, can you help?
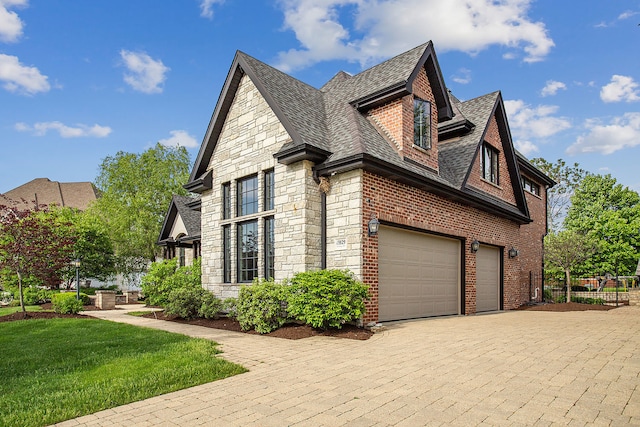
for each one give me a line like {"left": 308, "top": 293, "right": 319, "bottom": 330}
{"left": 237, "top": 175, "right": 258, "bottom": 216}
{"left": 414, "top": 98, "right": 431, "bottom": 149}
{"left": 482, "top": 142, "right": 499, "bottom": 184}
{"left": 237, "top": 221, "right": 258, "bottom": 283}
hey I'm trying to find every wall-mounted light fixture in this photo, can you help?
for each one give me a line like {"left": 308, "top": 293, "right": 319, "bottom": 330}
{"left": 470, "top": 239, "right": 480, "bottom": 253}
{"left": 368, "top": 214, "right": 380, "bottom": 237}
{"left": 508, "top": 247, "right": 519, "bottom": 258}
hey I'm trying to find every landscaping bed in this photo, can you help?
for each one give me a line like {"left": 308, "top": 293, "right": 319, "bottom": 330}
{"left": 516, "top": 302, "right": 623, "bottom": 311}
{"left": 141, "top": 310, "right": 373, "bottom": 340}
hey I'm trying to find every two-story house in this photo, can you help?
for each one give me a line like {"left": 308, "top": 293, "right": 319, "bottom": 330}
{"left": 161, "top": 41, "right": 554, "bottom": 324}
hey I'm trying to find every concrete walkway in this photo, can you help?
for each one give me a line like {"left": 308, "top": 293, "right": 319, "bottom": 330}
{"left": 53, "top": 305, "right": 640, "bottom": 426}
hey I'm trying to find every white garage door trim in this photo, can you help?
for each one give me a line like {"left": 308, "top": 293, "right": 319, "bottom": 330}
{"left": 378, "top": 226, "right": 460, "bottom": 321}
{"left": 476, "top": 244, "right": 501, "bottom": 312}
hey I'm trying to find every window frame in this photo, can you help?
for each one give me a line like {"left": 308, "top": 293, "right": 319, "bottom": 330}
{"left": 237, "top": 220, "right": 258, "bottom": 283}
{"left": 223, "top": 225, "right": 231, "bottom": 283}
{"left": 264, "top": 169, "right": 275, "bottom": 211}
{"left": 237, "top": 175, "right": 258, "bottom": 217}
{"left": 222, "top": 182, "right": 231, "bottom": 219}
{"left": 264, "top": 216, "right": 275, "bottom": 280}
{"left": 521, "top": 176, "right": 541, "bottom": 196}
{"left": 413, "top": 97, "right": 432, "bottom": 150}
{"left": 482, "top": 142, "right": 499, "bottom": 184}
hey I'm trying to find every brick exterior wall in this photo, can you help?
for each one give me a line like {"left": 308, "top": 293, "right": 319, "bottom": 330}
{"left": 368, "top": 67, "right": 439, "bottom": 172}
{"left": 467, "top": 116, "right": 517, "bottom": 207}
{"left": 519, "top": 174, "right": 548, "bottom": 302}
{"left": 360, "top": 171, "right": 523, "bottom": 323}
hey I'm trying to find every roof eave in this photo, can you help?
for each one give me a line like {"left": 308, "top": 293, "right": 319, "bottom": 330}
{"left": 315, "top": 155, "right": 531, "bottom": 224}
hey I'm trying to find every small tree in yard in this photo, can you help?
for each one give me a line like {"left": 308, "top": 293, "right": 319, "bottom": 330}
{"left": 0, "top": 200, "right": 76, "bottom": 313}
{"left": 544, "top": 230, "right": 597, "bottom": 303}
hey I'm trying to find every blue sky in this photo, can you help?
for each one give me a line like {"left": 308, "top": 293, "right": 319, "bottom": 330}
{"left": 1, "top": 0, "right": 639, "bottom": 194}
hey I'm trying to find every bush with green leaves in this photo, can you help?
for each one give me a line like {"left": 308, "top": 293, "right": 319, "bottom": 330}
{"left": 223, "top": 297, "right": 238, "bottom": 318}
{"left": 235, "top": 279, "right": 288, "bottom": 334}
{"left": 141, "top": 259, "right": 201, "bottom": 307}
{"left": 199, "top": 291, "right": 223, "bottom": 319}
{"left": 140, "top": 259, "right": 179, "bottom": 307}
{"left": 164, "top": 286, "right": 223, "bottom": 320}
{"left": 51, "top": 293, "right": 84, "bottom": 314}
{"left": 287, "top": 269, "right": 369, "bottom": 329}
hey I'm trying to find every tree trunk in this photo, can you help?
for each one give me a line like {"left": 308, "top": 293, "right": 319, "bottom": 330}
{"left": 17, "top": 269, "right": 26, "bottom": 314}
{"left": 565, "top": 268, "right": 571, "bottom": 303}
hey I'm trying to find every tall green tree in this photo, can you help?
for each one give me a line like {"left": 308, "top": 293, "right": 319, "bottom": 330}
{"left": 563, "top": 174, "right": 640, "bottom": 276}
{"left": 530, "top": 158, "right": 586, "bottom": 232}
{"left": 53, "top": 207, "right": 116, "bottom": 286}
{"left": 0, "top": 203, "right": 76, "bottom": 313}
{"left": 88, "top": 143, "right": 191, "bottom": 274}
{"left": 544, "top": 231, "right": 598, "bottom": 302}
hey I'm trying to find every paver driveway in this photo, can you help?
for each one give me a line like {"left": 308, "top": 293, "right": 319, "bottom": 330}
{"left": 54, "top": 306, "right": 640, "bottom": 426}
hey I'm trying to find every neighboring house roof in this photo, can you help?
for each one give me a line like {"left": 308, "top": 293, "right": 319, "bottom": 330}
{"left": 187, "top": 41, "right": 544, "bottom": 224}
{"left": 2, "top": 178, "right": 99, "bottom": 211}
{"left": 158, "top": 195, "right": 202, "bottom": 245}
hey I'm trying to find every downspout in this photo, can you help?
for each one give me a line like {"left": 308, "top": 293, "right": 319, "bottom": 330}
{"left": 313, "top": 170, "right": 329, "bottom": 270}
{"left": 321, "top": 192, "right": 327, "bottom": 269}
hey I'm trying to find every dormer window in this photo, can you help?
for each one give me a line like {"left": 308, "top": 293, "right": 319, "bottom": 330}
{"left": 482, "top": 142, "right": 499, "bottom": 184}
{"left": 414, "top": 98, "right": 431, "bottom": 149}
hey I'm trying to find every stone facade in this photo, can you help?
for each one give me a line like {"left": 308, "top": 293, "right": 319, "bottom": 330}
{"left": 200, "top": 75, "right": 322, "bottom": 299}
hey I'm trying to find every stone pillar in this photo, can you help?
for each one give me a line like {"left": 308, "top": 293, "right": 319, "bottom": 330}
{"left": 629, "top": 288, "right": 640, "bottom": 306}
{"left": 95, "top": 290, "right": 116, "bottom": 310}
{"left": 125, "top": 291, "right": 139, "bottom": 304}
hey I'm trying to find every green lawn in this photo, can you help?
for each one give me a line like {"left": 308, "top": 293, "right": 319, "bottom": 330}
{"left": 0, "top": 318, "right": 247, "bottom": 427}
{"left": 0, "top": 305, "right": 46, "bottom": 316}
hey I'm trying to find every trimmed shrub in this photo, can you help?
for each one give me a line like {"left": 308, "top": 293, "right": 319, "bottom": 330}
{"left": 165, "top": 286, "right": 207, "bottom": 319}
{"left": 140, "top": 259, "right": 179, "bottom": 307}
{"left": 287, "top": 269, "right": 369, "bottom": 329}
{"left": 222, "top": 297, "right": 238, "bottom": 319}
{"left": 199, "top": 292, "right": 223, "bottom": 319}
{"left": 141, "top": 259, "right": 202, "bottom": 308}
{"left": 51, "top": 293, "right": 84, "bottom": 314}
{"left": 235, "top": 279, "right": 288, "bottom": 334}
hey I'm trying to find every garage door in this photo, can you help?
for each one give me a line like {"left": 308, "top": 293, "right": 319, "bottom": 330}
{"left": 378, "top": 226, "right": 460, "bottom": 321}
{"left": 476, "top": 245, "right": 501, "bottom": 312}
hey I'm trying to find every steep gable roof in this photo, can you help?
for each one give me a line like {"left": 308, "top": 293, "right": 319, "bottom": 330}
{"left": 186, "top": 42, "right": 535, "bottom": 223}
{"left": 158, "top": 195, "right": 201, "bottom": 244}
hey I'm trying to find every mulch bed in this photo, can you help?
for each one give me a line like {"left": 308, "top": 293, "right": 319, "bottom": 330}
{"left": 516, "top": 301, "right": 624, "bottom": 311}
{"left": 141, "top": 311, "right": 373, "bottom": 340}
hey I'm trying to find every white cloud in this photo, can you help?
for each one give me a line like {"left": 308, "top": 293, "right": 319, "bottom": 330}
{"left": 600, "top": 75, "right": 640, "bottom": 103}
{"left": 618, "top": 10, "right": 638, "bottom": 20}
{"left": 119, "top": 50, "right": 169, "bottom": 94}
{"left": 514, "top": 140, "right": 539, "bottom": 157}
{"left": 451, "top": 68, "right": 471, "bottom": 85}
{"left": 0, "top": 0, "right": 26, "bottom": 43}
{"left": 0, "top": 53, "right": 49, "bottom": 94}
{"left": 158, "top": 130, "right": 198, "bottom": 148}
{"left": 15, "top": 121, "right": 112, "bottom": 138}
{"left": 540, "top": 80, "right": 566, "bottom": 97}
{"left": 567, "top": 113, "right": 640, "bottom": 155}
{"left": 275, "top": 0, "right": 554, "bottom": 72}
{"left": 199, "top": 0, "right": 224, "bottom": 19}
{"left": 504, "top": 99, "right": 571, "bottom": 139}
